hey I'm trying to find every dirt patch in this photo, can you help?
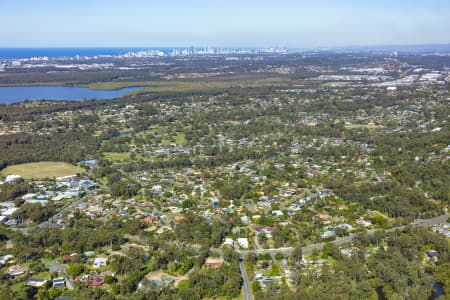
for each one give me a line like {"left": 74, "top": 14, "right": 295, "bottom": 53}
{"left": 144, "top": 270, "right": 188, "bottom": 287}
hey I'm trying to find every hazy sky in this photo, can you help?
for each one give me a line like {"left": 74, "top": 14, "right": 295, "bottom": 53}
{"left": 1, "top": 0, "right": 449, "bottom": 47}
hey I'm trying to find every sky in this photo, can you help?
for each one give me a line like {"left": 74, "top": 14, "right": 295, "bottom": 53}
{"left": 1, "top": 0, "right": 449, "bottom": 48}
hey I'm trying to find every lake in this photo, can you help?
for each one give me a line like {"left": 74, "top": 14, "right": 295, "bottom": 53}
{"left": 0, "top": 86, "right": 143, "bottom": 104}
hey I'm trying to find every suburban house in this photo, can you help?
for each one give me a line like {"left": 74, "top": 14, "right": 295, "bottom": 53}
{"left": 53, "top": 277, "right": 66, "bottom": 288}
{"left": 93, "top": 257, "right": 107, "bottom": 268}
{"left": 26, "top": 278, "right": 48, "bottom": 287}
{"left": 8, "top": 265, "right": 27, "bottom": 277}
{"left": 237, "top": 238, "right": 249, "bottom": 249}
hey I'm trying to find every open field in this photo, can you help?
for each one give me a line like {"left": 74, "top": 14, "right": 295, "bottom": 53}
{"left": 345, "top": 124, "right": 384, "bottom": 129}
{"left": 103, "top": 152, "right": 131, "bottom": 161}
{"left": 1, "top": 162, "right": 85, "bottom": 179}
{"left": 161, "top": 133, "right": 187, "bottom": 145}
{"left": 0, "top": 74, "right": 294, "bottom": 96}
{"left": 321, "top": 81, "right": 351, "bottom": 87}
{"left": 0, "top": 82, "right": 69, "bottom": 88}
{"left": 173, "top": 133, "right": 186, "bottom": 145}
{"left": 85, "top": 76, "right": 292, "bottom": 92}
{"left": 135, "top": 125, "right": 187, "bottom": 145}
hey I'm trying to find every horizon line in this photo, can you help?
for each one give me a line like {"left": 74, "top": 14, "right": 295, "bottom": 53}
{"left": 0, "top": 42, "right": 449, "bottom": 50}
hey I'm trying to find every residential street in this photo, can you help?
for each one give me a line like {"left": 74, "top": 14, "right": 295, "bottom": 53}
{"left": 238, "top": 213, "right": 450, "bottom": 257}
{"left": 239, "top": 260, "right": 252, "bottom": 300}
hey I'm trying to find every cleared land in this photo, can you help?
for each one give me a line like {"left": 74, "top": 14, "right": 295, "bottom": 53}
{"left": 1, "top": 162, "right": 84, "bottom": 179}
{"left": 141, "top": 270, "right": 188, "bottom": 288}
{"left": 0, "top": 74, "right": 294, "bottom": 95}
{"left": 345, "top": 124, "right": 384, "bottom": 129}
{"left": 86, "top": 76, "right": 291, "bottom": 92}
{"left": 103, "top": 152, "right": 131, "bottom": 161}
{"left": 321, "top": 81, "right": 351, "bottom": 87}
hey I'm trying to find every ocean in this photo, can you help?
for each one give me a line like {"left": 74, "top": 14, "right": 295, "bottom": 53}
{"left": 0, "top": 47, "right": 263, "bottom": 59}
{"left": 0, "top": 47, "right": 176, "bottom": 59}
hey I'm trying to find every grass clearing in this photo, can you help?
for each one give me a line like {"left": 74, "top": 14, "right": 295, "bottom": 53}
{"left": 87, "top": 77, "right": 291, "bottom": 93}
{"left": 33, "top": 272, "right": 50, "bottom": 280}
{"left": 321, "top": 81, "right": 351, "bottom": 87}
{"left": 135, "top": 125, "right": 162, "bottom": 138}
{"left": 174, "top": 133, "right": 186, "bottom": 145}
{"left": 103, "top": 152, "right": 131, "bottom": 161}
{"left": 345, "top": 124, "right": 383, "bottom": 129}
{"left": 0, "top": 75, "right": 293, "bottom": 95}
{"left": 135, "top": 125, "right": 186, "bottom": 145}
{"left": 1, "top": 162, "right": 84, "bottom": 179}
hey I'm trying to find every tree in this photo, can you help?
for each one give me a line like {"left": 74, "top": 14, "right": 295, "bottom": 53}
{"left": 335, "top": 227, "right": 349, "bottom": 237}
{"left": 223, "top": 247, "right": 240, "bottom": 262}
{"left": 246, "top": 252, "right": 257, "bottom": 265}
{"left": 67, "top": 263, "right": 85, "bottom": 277}
{"left": 292, "top": 244, "right": 303, "bottom": 262}
{"left": 434, "top": 263, "right": 450, "bottom": 294}
{"left": 322, "top": 243, "right": 333, "bottom": 259}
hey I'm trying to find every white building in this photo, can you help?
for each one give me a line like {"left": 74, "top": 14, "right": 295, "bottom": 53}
{"left": 0, "top": 254, "right": 13, "bottom": 266}
{"left": 237, "top": 238, "right": 249, "bottom": 249}
{"left": 93, "top": 257, "right": 107, "bottom": 268}
{"left": 321, "top": 231, "right": 335, "bottom": 239}
{"left": 240, "top": 215, "right": 250, "bottom": 224}
{"left": 1, "top": 207, "right": 18, "bottom": 216}
{"left": 272, "top": 210, "right": 284, "bottom": 217}
{"left": 4, "top": 174, "right": 21, "bottom": 183}
{"left": 223, "top": 238, "right": 234, "bottom": 247}
{"left": 336, "top": 224, "right": 353, "bottom": 231}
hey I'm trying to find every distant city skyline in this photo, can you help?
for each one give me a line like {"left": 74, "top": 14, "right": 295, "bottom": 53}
{"left": 1, "top": 0, "right": 449, "bottom": 48}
